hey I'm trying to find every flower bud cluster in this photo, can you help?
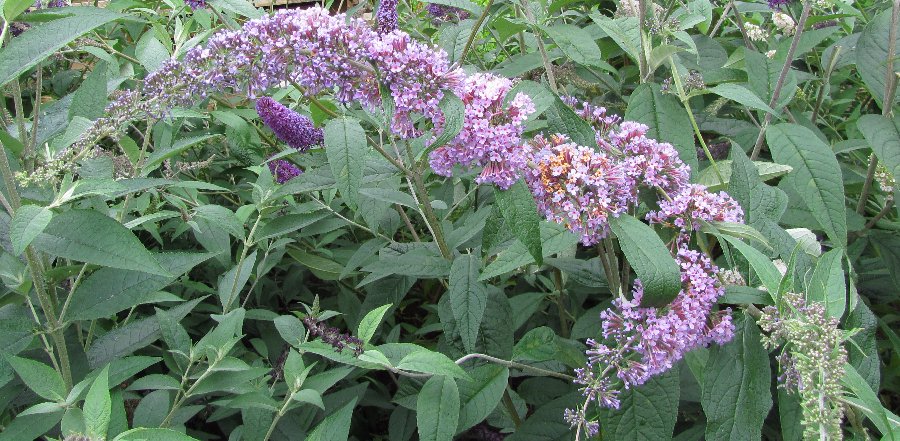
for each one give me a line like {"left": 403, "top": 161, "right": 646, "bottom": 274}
{"left": 758, "top": 292, "right": 848, "bottom": 440}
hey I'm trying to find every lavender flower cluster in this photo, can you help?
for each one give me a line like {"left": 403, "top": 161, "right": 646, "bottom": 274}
{"left": 106, "top": 7, "right": 468, "bottom": 139}
{"left": 545, "top": 100, "right": 743, "bottom": 436}
{"left": 426, "top": 3, "right": 470, "bottom": 21}
{"left": 68, "top": 7, "right": 535, "bottom": 190}
{"left": 524, "top": 134, "right": 631, "bottom": 245}
{"left": 255, "top": 97, "right": 323, "bottom": 183}
{"left": 428, "top": 73, "right": 536, "bottom": 189}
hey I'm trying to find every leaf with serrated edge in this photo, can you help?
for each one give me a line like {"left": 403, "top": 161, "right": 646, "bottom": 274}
{"left": 325, "top": 117, "right": 367, "bottom": 208}
{"left": 448, "top": 254, "right": 488, "bottom": 353}
{"left": 32, "top": 209, "right": 169, "bottom": 276}
{"left": 10, "top": 205, "right": 52, "bottom": 255}
{"left": 767, "top": 124, "right": 847, "bottom": 248}
{"left": 701, "top": 314, "right": 772, "bottom": 441}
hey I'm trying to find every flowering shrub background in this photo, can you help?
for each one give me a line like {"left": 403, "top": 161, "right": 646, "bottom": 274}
{"left": 0, "top": 0, "right": 898, "bottom": 440}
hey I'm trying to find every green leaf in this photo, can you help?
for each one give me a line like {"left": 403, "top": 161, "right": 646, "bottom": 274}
{"left": 6, "top": 355, "right": 66, "bottom": 401}
{"left": 143, "top": 134, "right": 221, "bottom": 171}
{"left": 424, "top": 0, "right": 481, "bottom": 15}
{"left": 842, "top": 364, "right": 897, "bottom": 439}
{"left": 767, "top": 124, "right": 847, "bottom": 248}
{"left": 506, "top": 80, "right": 555, "bottom": 119}
{"left": 807, "top": 249, "right": 846, "bottom": 319}
{"left": 397, "top": 350, "right": 469, "bottom": 380}
{"left": 543, "top": 24, "right": 603, "bottom": 67}
{"left": 357, "top": 303, "right": 392, "bottom": 346}
{"left": 505, "top": 392, "right": 580, "bottom": 441}
{"left": 358, "top": 188, "right": 417, "bottom": 209}
{"left": 448, "top": 254, "right": 488, "bottom": 353}
{"left": 83, "top": 365, "right": 111, "bottom": 440}
{"left": 697, "top": 159, "right": 792, "bottom": 191}
{"left": 9, "top": 205, "right": 52, "bottom": 255}
{"left": 719, "top": 235, "right": 781, "bottom": 296}
{"left": 456, "top": 365, "right": 508, "bottom": 433}
{"left": 255, "top": 211, "right": 329, "bottom": 242}
{"left": 69, "top": 60, "right": 108, "bottom": 120}
{"left": 494, "top": 180, "right": 543, "bottom": 265}
{"left": 745, "top": 49, "right": 796, "bottom": 111}
{"left": 438, "top": 19, "right": 475, "bottom": 65}
{"left": 608, "top": 214, "right": 681, "bottom": 307}
{"left": 590, "top": 14, "right": 640, "bottom": 63}
{"left": 846, "top": 300, "right": 881, "bottom": 392}
{"left": 625, "top": 83, "right": 698, "bottom": 173}
{"left": 325, "top": 117, "right": 367, "bottom": 208}
{"left": 512, "top": 326, "right": 557, "bottom": 362}
{"left": 68, "top": 252, "right": 212, "bottom": 321}
{"left": 218, "top": 251, "right": 257, "bottom": 309}
{"left": 543, "top": 95, "right": 597, "bottom": 148}
{"left": 2, "top": 0, "right": 32, "bottom": 21}
{"left": 306, "top": 397, "right": 358, "bottom": 441}
{"left": 0, "top": 409, "right": 64, "bottom": 441}
{"left": 600, "top": 367, "right": 680, "bottom": 440}
{"left": 32, "top": 209, "right": 169, "bottom": 275}
{"left": 193, "top": 204, "right": 244, "bottom": 240}
{"left": 207, "top": 0, "right": 262, "bottom": 19}
{"left": 417, "top": 376, "right": 460, "bottom": 441}
{"left": 701, "top": 221, "right": 771, "bottom": 250}
{"left": 701, "top": 313, "right": 772, "bottom": 441}
{"left": 858, "top": 114, "right": 900, "bottom": 188}
{"left": 707, "top": 83, "right": 777, "bottom": 115}
{"left": 274, "top": 315, "right": 306, "bottom": 348}
{"left": 0, "top": 7, "right": 125, "bottom": 87}
{"left": 857, "top": 10, "right": 900, "bottom": 108}
{"left": 86, "top": 298, "right": 204, "bottom": 369}
{"left": 112, "top": 428, "right": 201, "bottom": 441}
{"left": 427, "top": 91, "right": 465, "bottom": 152}
{"left": 480, "top": 222, "right": 578, "bottom": 280}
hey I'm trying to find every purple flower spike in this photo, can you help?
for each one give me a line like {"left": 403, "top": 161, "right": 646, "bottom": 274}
{"left": 376, "top": 0, "right": 398, "bottom": 34}
{"left": 185, "top": 0, "right": 206, "bottom": 9}
{"left": 268, "top": 158, "right": 302, "bottom": 184}
{"left": 256, "top": 97, "right": 324, "bottom": 152}
{"left": 767, "top": 0, "right": 792, "bottom": 9}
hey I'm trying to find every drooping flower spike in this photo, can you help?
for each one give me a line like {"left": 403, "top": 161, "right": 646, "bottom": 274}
{"left": 376, "top": 0, "right": 399, "bottom": 34}
{"left": 71, "top": 6, "right": 531, "bottom": 186}
{"left": 255, "top": 97, "right": 323, "bottom": 151}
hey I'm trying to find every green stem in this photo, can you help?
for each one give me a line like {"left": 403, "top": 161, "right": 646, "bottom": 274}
{"left": 749, "top": 1, "right": 812, "bottom": 160}
{"left": 519, "top": 0, "right": 558, "bottom": 92}
{"left": 162, "top": 357, "right": 219, "bottom": 427}
{"left": 27, "top": 63, "right": 43, "bottom": 173}
{"left": 502, "top": 388, "right": 523, "bottom": 429}
{"left": 552, "top": 268, "right": 570, "bottom": 338}
{"left": 0, "top": 137, "right": 72, "bottom": 390}
{"left": 668, "top": 58, "right": 725, "bottom": 186}
{"left": 458, "top": 0, "right": 494, "bottom": 64}
{"left": 225, "top": 213, "right": 263, "bottom": 313}
{"left": 857, "top": 0, "right": 899, "bottom": 213}
{"left": 263, "top": 389, "right": 296, "bottom": 441}
{"left": 409, "top": 169, "right": 451, "bottom": 259}
{"left": 637, "top": 0, "right": 649, "bottom": 81}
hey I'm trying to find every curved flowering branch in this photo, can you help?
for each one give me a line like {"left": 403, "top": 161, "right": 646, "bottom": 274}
{"left": 522, "top": 100, "right": 745, "bottom": 437}
{"left": 61, "top": 7, "right": 754, "bottom": 437}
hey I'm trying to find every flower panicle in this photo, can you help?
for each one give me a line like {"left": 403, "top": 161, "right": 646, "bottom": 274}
{"left": 255, "top": 97, "right": 323, "bottom": 151}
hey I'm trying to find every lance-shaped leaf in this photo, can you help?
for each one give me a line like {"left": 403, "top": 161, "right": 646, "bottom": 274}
{"left": 608, "top": 214, "right": 681, "bottom": 307}
{"left": 494, "top": 180, "right": 543, "bottom": 264}
{"left": 767, "top": 124, "right": 847, "bottom": 248}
